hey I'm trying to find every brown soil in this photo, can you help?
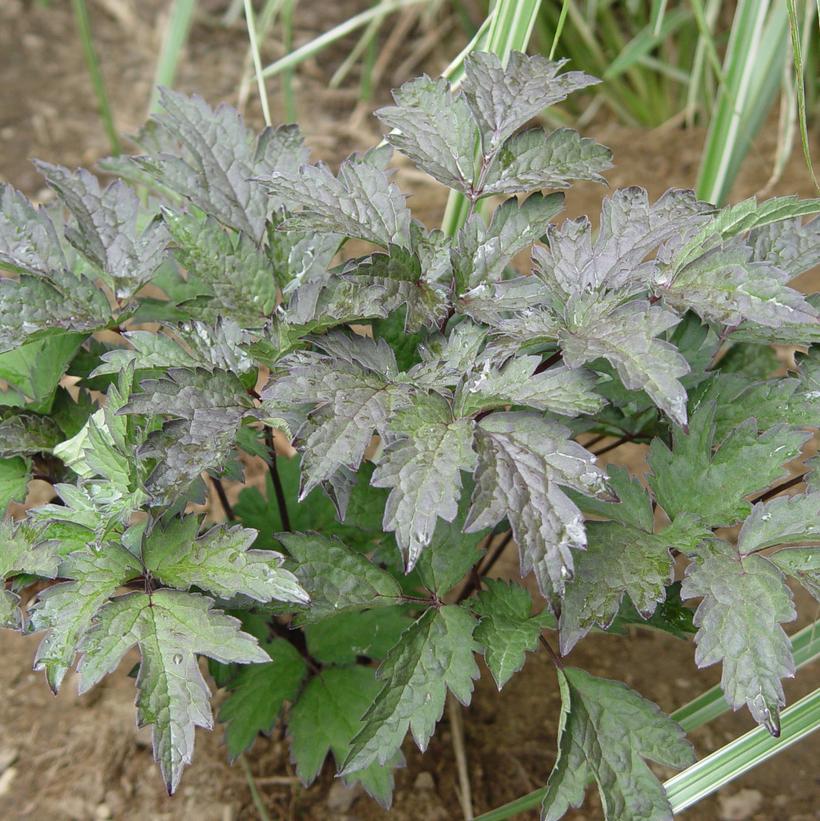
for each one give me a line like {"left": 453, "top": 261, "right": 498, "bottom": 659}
{"left": 0, "top": 2, "right": 818, "bottom": 820}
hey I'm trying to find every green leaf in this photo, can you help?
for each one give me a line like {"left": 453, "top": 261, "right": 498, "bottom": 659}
{"left": 682, "top": 540, "right": 796, "bottom": 733}
{"left": 143, "top": 516, "right": 308, "bottom": 604}
{"left": 487, "top": 126, "right": 611, "bottom": 196}
{"left": 0, "top": 456, "right": 29, "bottom": 515}
{"left": 0, "top": 521, "right": 60, "bottom": 628}
{"left": 29, "top": 543, "right": 142, "bottom": 691}
{"left": 465, "top": 412, "right": 611, "bottom": 597}
{"left": 163, "top": 210, "right": 277, "bottom": 325}
{"left": 261, "top": 151, "right": 412, "bottom": 248}
{"left": 453, "top": 193, "right": 563, "bottom": 292}
{"left": 471, "top": 579, "right": 553, "bottom": 689}
{"left": 376, "top": 75, "right": 477, "bottom": 194}
{"left": 542, "top": 667, "right": 694, "bottom": 821}
{"left": 648, "top": 402, "right": 810, "bottom": 526}
{"left": 0, "top": 332, "right": 86, "bottom": 412}
{"left": 455, "top": 357, "right": 604, "bottom": 418}
{"left": 750, "top": 215, "right": 820, "bottom": 278}
{"left": 558, "top": 517, "right": 707, "bottom": 654}
{"left": 565, "top": 464, "right": 654, "bottom": 531}
{"left": 37, "top": 163, "right": 168, "bottom": 299}
{"left": 132, "top": 90, "right": 307, "bottom": 242}
{"left": 304, "top": 607, "right": 411, "bottom": 665}
{"left": 372, "top": 394, "right": 476, "bottom": 569}
{"left": 77, "top": 589, "right": 270, "bottom": 793}
{"left": 560, "top": 300, "right": 690, "bottom": 427}
{"left": 276, "top": 532, "right": 402, "bottom": 621}
{"left": 341, "top": 605, "right": 479, "bottom": 775}
{"left": 737, "top": 493, "right": 820, "bottom": 554}
{"left": 657, "top": 243, "right": 819, "bottom": 330}
{"left": 289, "top": 665, "right": 399, "bottom": 806}
{"left": 219, "top": 637, "right": 306, "bottom": 761}
{"left": 768, "top": 547, "right": 820, "bottom": 601}
{"left": 462, "top": 52, "right": 598, "bottom": 154}
{"left": 0, "top": 413, "right": 62, "bottom": 457}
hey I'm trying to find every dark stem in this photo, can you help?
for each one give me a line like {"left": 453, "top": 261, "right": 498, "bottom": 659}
{"left": 265, "top": 427, "right": 292, "bottom": 532}
{"left": 210, "top": 476, "right": 235, "bottom": 521}
{"left": 540, "top": 635, "right": 564, "bottom": 669}
{"left": 269, "top": 619, "right": 319, "bottom": 673}
{"left": 456, "top": 530, "right": 514, "bottom": 602}
{"left": 582, "top": 433, "right": 608, "bottom": 450}
{"left": 592, "top": 432, "right": 637, "bottom": 456}
{"left": 752, "top": 473, "right": 807, "bottom": 504}
{"left": 534, "top": 350, "right": 563, "bottom": 374}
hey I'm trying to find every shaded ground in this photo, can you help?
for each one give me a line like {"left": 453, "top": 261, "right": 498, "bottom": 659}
{"left": 0, "top": 2, "right": 818, "bottom": 819}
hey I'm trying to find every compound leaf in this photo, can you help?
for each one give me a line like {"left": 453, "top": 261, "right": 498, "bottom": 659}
{"left": 143, "top": 516, "right": 308, "bottom": 604}
{"left": 77, "top": 589, "right": 270, "bottom": 793}
{"left": 682, "top": 540, "right": 796, "bottom": 733}
{"left": 276, "top": 531, "right": 402, "bottom": 621}
{"left": 465, "top": 412, "right": 611, "bottom": 597}
{"left": 768, "top": 547, "right": 820, "bottom": 601}
{"left": 471, "top": 579, "right": 553, "bottom": 689}
{"left": 341, "top": 605, "right": 478, "bottom": 775}
{"left": 542, "top": 667, "right": 694, "bottom": 821}
{"left": 219, "top": 636, "right": 307, "bottom": 761}
{"left": 737, "top": 492, "right": 820, "bottom": 555}
{"left": 290, "top": 665, "right": 400, "bottom": 806}
{"left": 0, "top": 456, "right": 29, "bottom": 515}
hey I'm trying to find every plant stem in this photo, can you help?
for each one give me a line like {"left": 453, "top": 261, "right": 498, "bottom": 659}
{"left": 592, "top": 432, "right": 637, "bottom": 456}
{"left": 239, "top": 755, "right": 272, "bottom": 821}
{"left": 264, "top": 427, "right": 292, "bottom": 531}
{"left": 210, "top": 476, "right": 236, "bottom": 521}
{"left": 456, "top": 531, "right": 514, "bottom": 602}
{"left": 71, "top": 0, "right": 122, "bottom": 155}
{"left": 539, "top": 634, "right": 564, "bottom": 669}
{"left": 244, "top": 0, "right": 273, "bottom": 126}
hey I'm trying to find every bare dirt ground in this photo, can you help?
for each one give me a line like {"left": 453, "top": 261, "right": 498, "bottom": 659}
{"left": 0, "top": 2, "right": 818, "bottom": 819}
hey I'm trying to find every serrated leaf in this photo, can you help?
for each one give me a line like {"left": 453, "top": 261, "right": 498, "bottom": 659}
{"left": 163, "top": 209, "right": 277, "bottom": 325}
{"left": 737, "top": 493, "right": 820, "bottom": 554}
{"left": 561, "top": 299, "right": 690, "bottom": 427}
{"left": 657, "top": 242, "right": 819, "bottom": 329}
{"left": 0, "top": 412, "right": 62, "bottom": 456}
{"left": 483, "top": 128, "right": 612, "bottom": 196}
{"left": 768, "top": 547, "right": 820, "bottom": 601}
{"left": 465, "top": 412, "right": 611, "bottom": 597}
{"left": 372, "top": 394, "right": 475, "bottom": 569}
{"left": 0, "top": 521, "right": 59, "bottom": 627}
{"left": 289, "top": 665, "right": 400, "bottom": 806}
{"left": 471, "top": 579, "right": 553, "bottom": 689}
{"left": 542, "top": 667, "right": 694, "bottom": 821}
{"left": 453, "top": 193, "right": 563, "bottom": 292}
{"left": 37, "top": 163, "right": 168, "bottom": 299}
{"left": 565, "top": 463, "right": 653, "bottom": 531}
{"left": 376, "top": 75, "right": 477, "bottom": 193}
{"left": 276, "top": 532, "right": 402, "bottom": 621}
{"left": 304, "top": 607, "right": 411, "bottom": 665}
{"left": 143, "top": 516, "right": 308, "bottom": 604}
{"left": 750, "top": 215, "right": 820, "bottom": 278}
{"left": 648, "top": 402, "right": 810, "bottom": 526}
{"left": 682, "top": 540, "right": 796, "bottom": 733}
{"left": 455, "top": 356, "right": 604, "bottom": 418}
{"left": 0, "top": 332, "right": 85, "bottom": 412}
{"left": 261, "top": 152, "right": 412, "bottom": 248}
{"left": 219, "top": 637, "right": 306, "bottom": 760}
{"left": 132, "top": 90, "right": 307, "bottom": 242}
{"left": 341, "top": 605, "right": 479, "bottom": 774}
{"left": 462, "top": 52, "right": 598, "bottom": 154}
{"left": 29, "top": 543, "right": 142, "bottom": 691}
{"left": 77, "top": 589, "right": 269, "bottom": 793}
{"left": 558, "top": 516, "right": 708, "bottom": 654}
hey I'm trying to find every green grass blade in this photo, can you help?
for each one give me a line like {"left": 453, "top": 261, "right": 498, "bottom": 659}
{"left": 603, "top": 6, "right": 690, "bottom": 82}
{"left": 71, "top": 0, "right": 122, "bottom": 155}
{"left": 548, "top": 0, "right": 570, "bottom": 60}
{"left": 696, "top": 1, "right": 789, "bottom": 204}
{"left": 244, "top": 0, "right": 272, "bottom": 126}
{"left": 786, "top": 0, "right": 820, "bottom": 192}
{"left": 474, "top": 619, "right": 820, "bottom": 820}
{"left": 666, "top": 688, "right": 820, "bottom": 813}
{"left": 259, "top": 0, "right": 428, "bottom": 79}
{"left": 148, "top": 0, "right": 197, "bottom": 114}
